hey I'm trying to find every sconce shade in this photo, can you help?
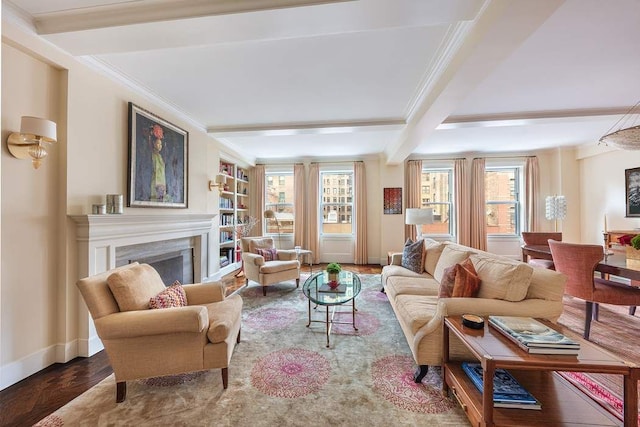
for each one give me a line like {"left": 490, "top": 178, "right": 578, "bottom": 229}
{"left": 20, "top": 116, "right": 57, "bottom": 143}
{"left": 405, "top": 208, "right": 434, "bottom": 225}
{"left": 7, "top": 116, "right": 58, "bottom": 169}
{"left": 208, "top": 174, "right": 227, "bottom": 193}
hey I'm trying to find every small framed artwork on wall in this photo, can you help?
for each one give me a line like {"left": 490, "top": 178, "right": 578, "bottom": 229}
{"left": 383, "top": 187, "right": 402, "bottom": 214}
{"left": 625, "top": 167, "right": 640, "bottom": 217}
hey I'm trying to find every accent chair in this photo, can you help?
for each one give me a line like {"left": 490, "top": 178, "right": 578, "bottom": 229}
{"left": 241, "top": 236, "right": 300, "bottom": 295}
{"left": 76, "top": 262, "right": 242, "bottom": 402}
{"left": 548, "top": 240, "right": 640, "bottom": 339}
{"left": 522, "top": 232, "right": 562, "bottom": 269}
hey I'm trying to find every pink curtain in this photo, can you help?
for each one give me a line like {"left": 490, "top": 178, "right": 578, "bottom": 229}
{"left": 454, "top": 158, "right": 471, "bottom": 246}
{"left": 525, "top": 156, "right": 539, "bottom": 232}
{"left": 307, "top": 163, "right": 320, "bottom": 263}
{"left": 294, "top": 163, "right": 305, "bottom": 246}
{"left": 470, "top": 158, "right": 487, "bottom": 250}
{"left": 251, "top": 164, "right": 265, "bottom": 237}
{"left": 354, "top": 162, "right": 368, "bottom": 264}
{"left": 404, "top": 160, "right": 422, "bottom": 241}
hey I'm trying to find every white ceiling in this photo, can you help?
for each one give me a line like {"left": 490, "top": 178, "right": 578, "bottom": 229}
{"left": 4, "top": 0, "right": 640, "bottom": 164}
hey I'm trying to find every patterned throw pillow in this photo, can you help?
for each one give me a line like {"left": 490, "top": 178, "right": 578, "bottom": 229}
{"left": 257, "top": 247, "right": 278, "bottom": 261}
{"left": 438, "top": 258, "right": 481, "bottom": 298}
{"left": 401, "top": 238, "right": 424, "bottom": 273}
{"left": 149, "top": 281, "right": 188, "bottom": 309}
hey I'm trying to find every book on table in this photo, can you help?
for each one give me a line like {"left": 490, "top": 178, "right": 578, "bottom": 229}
{"left": 461, "top": 362, "right": 542, "bottom": 410}
{"left": 319, "top": 283, "right": 346, "bottom": 293}
{"left": 488, "top": 316, "right": 580, "bottom": 355}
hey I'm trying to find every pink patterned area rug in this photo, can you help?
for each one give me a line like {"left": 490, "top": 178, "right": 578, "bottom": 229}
{"left": 35, "top": 273, "right": 469, "bottom": 426}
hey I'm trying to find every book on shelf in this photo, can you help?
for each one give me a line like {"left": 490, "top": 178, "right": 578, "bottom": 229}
{"left": 461, "top": 362, "right": 541, "bottom": 410}
{"left": 318, "top": 283, "right": 346, "bottom": 293}
{"left": 488, "top": 316, "right": 580, "bottom": 355}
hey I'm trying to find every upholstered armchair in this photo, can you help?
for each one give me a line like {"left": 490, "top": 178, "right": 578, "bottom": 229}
{"left": 241, "top": 237, "right": 300, "bottom": 295}
{"left": 76, "top": 263, "right": 242, "bottom": 402}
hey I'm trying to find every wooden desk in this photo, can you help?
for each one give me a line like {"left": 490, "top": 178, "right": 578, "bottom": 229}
{"left": 522, "top": 244, "right": 640, "bottom": 281}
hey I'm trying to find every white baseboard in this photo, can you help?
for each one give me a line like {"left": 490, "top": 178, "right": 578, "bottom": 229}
{"left": 0, "top": 345, "right": 58, "bottom": 391}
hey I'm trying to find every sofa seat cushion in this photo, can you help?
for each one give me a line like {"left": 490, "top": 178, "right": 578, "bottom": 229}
{"left": 433, "top": 245, "right": 471, "bottom": 283}
{"left": 470, "top": 253, "right": 533, "bottom": 302}
{"left": 205, "top": 294, "right": 243, "bottom": 343}
{"left": 107, "top": 264, "right": 166, "bottom": 312}
{"left": 394, "top": 294, "right": 439, "bottom": 335}
{"left": 260, "top": 260, "right": 299, "bottom": 274}
{"left": 385, "top": 275, "right": 439, "bottom": 299}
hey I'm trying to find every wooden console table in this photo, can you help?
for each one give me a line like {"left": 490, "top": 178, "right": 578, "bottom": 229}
{"left": 443, "top": 316, "right": 638, "bottom": 426}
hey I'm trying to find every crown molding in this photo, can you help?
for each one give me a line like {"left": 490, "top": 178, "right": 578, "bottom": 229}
{"left": 207, "top": 119, "right": 405, "bottom": 137}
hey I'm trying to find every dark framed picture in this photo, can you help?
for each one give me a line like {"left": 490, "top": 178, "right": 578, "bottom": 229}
{"left": 127, "top": 102, "right": 188, "bottom": 208}
{"left": 625, "top": 167, "right": 640, "bottom": 217}
{"left": 383, "top": 187, "right": 402, "bottom": 214}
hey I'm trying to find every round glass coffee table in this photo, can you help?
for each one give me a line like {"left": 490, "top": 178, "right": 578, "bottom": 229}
{"left": 302, "top": 270, "right": 361, "bottom": 348}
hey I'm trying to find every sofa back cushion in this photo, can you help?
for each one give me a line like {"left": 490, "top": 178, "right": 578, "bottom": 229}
{"left": 423, "top": 238, "right": 444, "bottom": 275}
{"left": 107, "top": 264, "right": 166, "bottom": 311}
{"left": 470, "top": 253, "right": 533, "bottom": 301}
{"left": 401, "top": 238, "right": 424, "bottom": 273}
{"left": 433, "top": 245, "right": 471, "bottom": 283}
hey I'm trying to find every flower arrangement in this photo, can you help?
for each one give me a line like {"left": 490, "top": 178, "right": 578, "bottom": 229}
{"left": 632, "top": 235, "right": 640, "bottom": 250}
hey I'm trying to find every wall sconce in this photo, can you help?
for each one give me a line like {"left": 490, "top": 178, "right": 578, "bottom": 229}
{"left": 6, "top": 116, "right": 57, "bottom": 169}
{"left": 208, "top": 174, "right": 227, "bottom": 194}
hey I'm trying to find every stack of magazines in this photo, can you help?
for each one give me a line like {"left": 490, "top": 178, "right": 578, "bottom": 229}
{"left": 488, "top": 316, "right": 580, "bottom": 355}
{"left": 462, "top": 362, "right": 541, "bottom": 410}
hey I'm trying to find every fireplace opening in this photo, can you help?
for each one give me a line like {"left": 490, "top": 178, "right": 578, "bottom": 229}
{"left": 116, "top": 237, "right": 195, "bottom": 286}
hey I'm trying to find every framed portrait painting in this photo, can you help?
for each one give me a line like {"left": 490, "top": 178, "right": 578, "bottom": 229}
{"left": 383, "top": 187, "right": 402, "bottom": 214}
{"left": 625, "top": 167, "right": 640, "bottom": 217}
{"left": 127, "top": 102, "right": 188, "bottom": 208}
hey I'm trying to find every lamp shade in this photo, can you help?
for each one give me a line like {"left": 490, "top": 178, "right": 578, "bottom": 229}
{"left": 545, "top": 196, "right": 567, "bottom": 220}
{"left": 20, "top": 116, "right": 57, "bottom": 143}
{"left": 405, "top": 208, "right": 434, "bottom": 225}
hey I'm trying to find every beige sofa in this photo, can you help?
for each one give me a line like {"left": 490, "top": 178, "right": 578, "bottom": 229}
{"left": 382, "top": 239, "right": 566, "bottom": 382}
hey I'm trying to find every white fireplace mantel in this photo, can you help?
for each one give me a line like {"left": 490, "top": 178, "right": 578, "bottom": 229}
{"left": 70, "top": 213, "right": 217, "bottom": 357}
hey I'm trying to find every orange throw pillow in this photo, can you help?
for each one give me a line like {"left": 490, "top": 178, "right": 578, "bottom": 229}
{"left": 438, "top": 258, "right": 481, "bottom": 298}
{"left": 452, "top": 258, "right": 481, "bottom": 297}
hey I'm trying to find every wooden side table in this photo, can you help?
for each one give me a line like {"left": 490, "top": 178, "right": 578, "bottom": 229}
{"left": 442, "top": 316, "right": 637, "bottom": 426}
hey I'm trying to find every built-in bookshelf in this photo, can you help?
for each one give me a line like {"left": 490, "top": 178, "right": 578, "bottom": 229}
{"left": 218, "top": 160, "right": 251, "bottom": 276}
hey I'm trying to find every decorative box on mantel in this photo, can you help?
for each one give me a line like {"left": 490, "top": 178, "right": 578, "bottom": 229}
{"left": 69, "top": 213, "right": 217, "bottom": 357}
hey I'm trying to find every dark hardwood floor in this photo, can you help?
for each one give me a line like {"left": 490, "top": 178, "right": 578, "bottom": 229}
{"left": 0, "top": 264, "right": 381, "bottom": 427}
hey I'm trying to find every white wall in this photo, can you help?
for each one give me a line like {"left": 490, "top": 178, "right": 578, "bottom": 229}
{"left": 0, "top": 18, "right": 226, "bottom": 389}
{"left": 578, "top": 147, "right": 640, "bottom": 245}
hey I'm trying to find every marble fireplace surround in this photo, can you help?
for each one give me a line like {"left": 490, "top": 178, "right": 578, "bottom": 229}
{"left": 70, "top": 213, "right": 217, "bottom": 357}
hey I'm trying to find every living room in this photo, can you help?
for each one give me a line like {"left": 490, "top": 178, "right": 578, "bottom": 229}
{"left": 2, "top": 0, "right": 640, "bottom": 424}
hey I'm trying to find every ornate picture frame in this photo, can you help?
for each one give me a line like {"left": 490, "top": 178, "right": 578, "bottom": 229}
{"left": 127, "top": 102, "right": 188, "bottom": 208}
{"left": 625, "top": 167, "right": 640, "bottom": 217}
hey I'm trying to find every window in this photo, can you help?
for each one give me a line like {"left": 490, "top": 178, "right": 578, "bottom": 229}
{"left": 321, "top": 171, "right": 353, "bottom": 234}
{"left": 265, "top": 171, "right": 294, "bottom": 234}
{"left": 420, "top": 168, "right": 453, "bottom": 235}
{"left": 485, "top": 167, "right": 520, "bottom": 235}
